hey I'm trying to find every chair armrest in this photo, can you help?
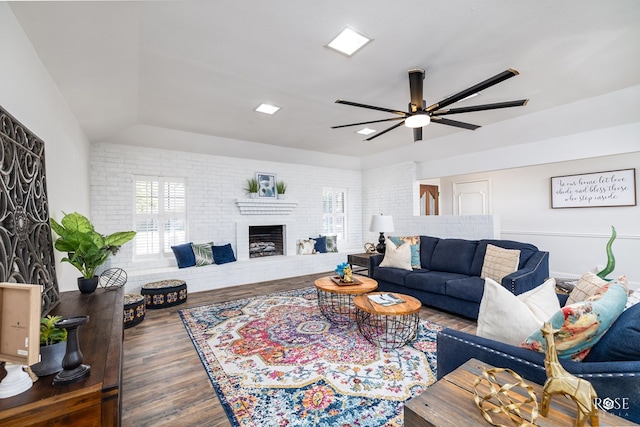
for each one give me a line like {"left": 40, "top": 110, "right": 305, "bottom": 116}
{"left": 437, "top": 328, "right": 640, "bottom": 423}
{"left": 502, "top": 251, "right": 549, "bottom": 295}
{"left": 368, "top": 254, "right": 384, "bottom": 278}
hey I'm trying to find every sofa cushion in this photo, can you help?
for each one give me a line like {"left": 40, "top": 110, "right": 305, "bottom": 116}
{"left": 470, "top": 240, "right": 538, "bottom": 276}
{"left": 419, "top": 235, "right": 440, "bottom": 270}
{"left": 480, "top": 244, "right": 520, "bottom": 284}
{"left": 389, "top": 235, "right": 420, "bottom": 268}
{"left": 445, "top": 276, "right": 486, "bottom": 303}
{"left": 404, "top": 271, "right": 467, "bottom": 295}
{"left": 379, "top": 238, "right": 412, "bottom": 270}
{"left": 430, "top": 238, "right": 478, "bottom": 275}
{"left": 476, "top": 278, "right": 560, "bottom": 345}
{"left": 521, "top": 283, "right": 627, "bottom": 361}
{"left": 566, "top": 271, "right": 608, "bottom": 305}
{"left": 583, "top": 302, "right": 640, "bottom": 362}
{"left": 373, "top": 266, "right": 413, "bottom": 286}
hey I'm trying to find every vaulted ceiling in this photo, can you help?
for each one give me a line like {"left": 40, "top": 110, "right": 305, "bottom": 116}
{"left": 9, "top": 1, "right": 640, "bottom": 158}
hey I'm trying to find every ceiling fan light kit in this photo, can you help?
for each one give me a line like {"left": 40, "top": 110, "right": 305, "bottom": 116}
{"left": 333, "top": 68, "right": 528, "bottom": 142}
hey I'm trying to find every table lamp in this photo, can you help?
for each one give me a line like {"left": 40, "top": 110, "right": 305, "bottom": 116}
{"left": 369, "top": 214, "right": 394, "bottom": 253}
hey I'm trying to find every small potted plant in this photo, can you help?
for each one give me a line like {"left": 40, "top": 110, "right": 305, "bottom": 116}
{"left": 276, "top": 180, "right": 287, "bottom": 199}
{"left": 30, "top": 315, "right": 67, "bottom": 377}
{"left": 244, "top": 177, "right": 259, "bottom": 198}
{"left": 50, "top": 212, "right": 136, "bottom": 293}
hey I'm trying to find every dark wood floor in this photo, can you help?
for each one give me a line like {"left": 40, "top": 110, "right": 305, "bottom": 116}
{"left": 121, "top": 272, "right": 477, "bottom": 426}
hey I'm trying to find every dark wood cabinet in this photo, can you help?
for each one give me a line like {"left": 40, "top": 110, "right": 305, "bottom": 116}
{"left": 0, "top": 288, "right": 123, "bottom": 426}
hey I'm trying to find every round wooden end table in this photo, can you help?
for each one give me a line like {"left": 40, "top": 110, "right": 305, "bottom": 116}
{"left": 314, "top": 275, "right": 378, "bottom": 324}
{"left": 353, "top": 292, "right": 421, "bottom": 349}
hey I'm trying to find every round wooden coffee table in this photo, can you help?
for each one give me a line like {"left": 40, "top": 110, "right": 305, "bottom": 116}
{"left": 353, "top": 292, "right": 421, "bottom": 348}
{"left": 314, "top": 275, "right": 378, "bottom": 324}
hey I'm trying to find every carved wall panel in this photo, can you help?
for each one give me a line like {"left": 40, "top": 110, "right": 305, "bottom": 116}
{"left": 0, "top": 105, "right": 60, "bottom": 314}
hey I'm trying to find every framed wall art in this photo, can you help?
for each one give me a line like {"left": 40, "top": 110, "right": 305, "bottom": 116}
{"left": 550, "top": 168, "right": 636, "bottom": 209}
{"left": 256, "top": 172, "right": 277, "bottom": 198}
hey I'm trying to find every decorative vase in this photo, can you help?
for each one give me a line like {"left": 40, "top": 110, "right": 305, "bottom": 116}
{"left": 31, "top": 341, "right": 66, "bottom": 377}
{"left": 277, "top": 194, "right": 285, "bottom": 200}
{"left": 77, "top": 276, "right": 99, "bottom": 294}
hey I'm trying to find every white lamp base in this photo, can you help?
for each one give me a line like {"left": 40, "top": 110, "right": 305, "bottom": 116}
{"left": 0, "top": 363, "right": 33, "bottom": 398}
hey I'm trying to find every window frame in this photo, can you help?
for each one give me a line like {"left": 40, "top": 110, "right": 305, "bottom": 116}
{"left": 322, "top": 187, "right": 348, "bottom": 241}
{"left": 133, "top": 175, "right": 187, "bottom": 261}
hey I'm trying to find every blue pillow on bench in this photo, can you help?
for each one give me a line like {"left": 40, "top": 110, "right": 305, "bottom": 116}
{"left": 312, "top": 236, "right": 327, "bottom": 253}
{"left": 171, "top": 242, "right": 196, "bottom": 268}
{"left": 213, "top": 243, "right": 236, "bottom": 264}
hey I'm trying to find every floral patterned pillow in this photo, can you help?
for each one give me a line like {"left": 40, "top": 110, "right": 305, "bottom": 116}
{"left": 520, "top": 282, "right": 627, "bottom": 361}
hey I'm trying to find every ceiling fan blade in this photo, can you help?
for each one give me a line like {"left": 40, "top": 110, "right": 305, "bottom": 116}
{"left": 408, "top": 69, "right": 425, "bottom": 113}
{"left": 431, "top": 116, "right": 480, "bottom": 130}
{"left": 431, "top": 99, "right": 529, "bottom": 116}
{"left": 365, "top": 120, "right": 406, "bottom": 141}
{"left": 331, "top": 116, "right": 406, "bottom": 129}
{"left": 413, "top": 127, "right": 422, "bottom": 142}
{"left": 426, "top": 68, "right": 520, "bottom": 112}
{"left": 335, "top": 99, "right": 406, "bottom": 116}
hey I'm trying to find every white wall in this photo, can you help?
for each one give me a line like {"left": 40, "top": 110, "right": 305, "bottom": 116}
{"left": 90, "top": 142, "right": 362, "bottom": 273}
{"left": 0, "top": 4, "right": 91, "bottom": 292}
{"left": 438, "top": 152, "right": 640, "bottom": 287}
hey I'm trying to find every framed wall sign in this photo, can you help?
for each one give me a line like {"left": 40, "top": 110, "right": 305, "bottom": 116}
{"left": 256, "top": 172, "right": 277, "bottom": 198}
{"left": 550, "top": 168, "right": 637, "bottom": 208}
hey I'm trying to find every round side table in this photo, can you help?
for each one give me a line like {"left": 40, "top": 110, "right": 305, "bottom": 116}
{"left": 353, "top": 292, "right": 421, "bottom": 348}
{"left": 314, "top": 275, "right": 378, "bottom": 324}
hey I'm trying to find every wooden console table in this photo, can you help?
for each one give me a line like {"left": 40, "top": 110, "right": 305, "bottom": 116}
{"left": 405, "top": 358, "right": 635, "bottom": 426}
{"left": 0, "top": 287, "right": 124, "bottom": 426}
{"left": 348, "top": 252, "right": 377, "bottom": 276}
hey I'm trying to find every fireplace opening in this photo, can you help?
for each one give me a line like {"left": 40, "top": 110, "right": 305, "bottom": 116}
{"left": 249, "top": 225, "right": 285, "bottom": 258}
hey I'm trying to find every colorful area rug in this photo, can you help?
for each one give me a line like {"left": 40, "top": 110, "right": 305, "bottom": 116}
{"left": 179, "top": 287, "right": 442, "bottom": 426}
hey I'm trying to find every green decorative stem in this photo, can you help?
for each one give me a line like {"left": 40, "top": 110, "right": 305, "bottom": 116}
{"left": 596, "top": 226, "right": 616, "bottom": 280}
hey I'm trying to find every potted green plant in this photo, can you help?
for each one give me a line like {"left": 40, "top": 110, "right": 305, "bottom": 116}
{"left": 276, "top": 180, "right": 287, "bottom": 199}
{"left": 31, "top": 315, "right": 67, "bottom": 377}
{"left": 244, "top": 177, "right": 259, "bottom": 198}
{"left": 50, "top": 212, "right": 136, "bottom": 293}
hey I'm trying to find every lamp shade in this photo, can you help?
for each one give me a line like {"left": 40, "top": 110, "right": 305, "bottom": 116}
{"left": 369, "top": 214, "right": 394, "bottom": 233}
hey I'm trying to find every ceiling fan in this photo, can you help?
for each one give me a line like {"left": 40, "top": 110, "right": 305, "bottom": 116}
{"left": 332, "top": 68, "right": 528, "bottom": 141}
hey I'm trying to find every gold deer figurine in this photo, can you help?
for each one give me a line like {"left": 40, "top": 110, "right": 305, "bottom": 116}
{"left": 540, "top": 322, "right": 599, "bottom": 427}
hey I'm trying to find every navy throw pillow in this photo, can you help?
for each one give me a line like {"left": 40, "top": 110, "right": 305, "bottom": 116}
{"left": 213, "top": 243, "right": 236, "bottom": 264}
{"left": 312, "top": 236, "right": 327, "bottom": 253}
{"left": 583, "top": 302, "right": 640, "bottom": 362}
{"left": 171, "top": 242, "right": 196, "bottom": 268}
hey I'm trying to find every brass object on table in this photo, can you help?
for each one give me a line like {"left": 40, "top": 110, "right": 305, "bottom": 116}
{"left": 473, "top": 366, "right": 538, "bottom": 426}
{"left": 342, "top": 265, "right": 353, "bottom": 283}
{"left": 364, "top": 242, "right": 376, "bottom": 253}
{"left": 540, "top": 322, "right": 599, "bottom": 427}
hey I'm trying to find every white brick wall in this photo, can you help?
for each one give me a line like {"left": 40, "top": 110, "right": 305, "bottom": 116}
{"left": 90, "top": 144, "right": 496, "bottom": 293}
{"left": 90, "top": 143, "right": 363, "bottom": 290}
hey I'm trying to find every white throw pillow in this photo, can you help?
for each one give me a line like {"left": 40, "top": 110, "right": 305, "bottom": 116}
{"left": 476, "top": 278, "right": 560, "bottom": 346}
{"left": 296, "top": 239, "right": 316, "bottom": 255}
{"left": 379, "top": 237, "right": 412, "bottom": 271}
{"left": 480, "top": 244, "right": 521, "bottom": 284}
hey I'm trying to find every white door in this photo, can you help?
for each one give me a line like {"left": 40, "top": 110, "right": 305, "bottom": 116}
{"left": 453, "top": 180, "right": 491, "bottom": 215}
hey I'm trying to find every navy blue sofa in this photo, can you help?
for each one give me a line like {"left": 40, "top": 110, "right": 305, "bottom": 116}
{"left": 437, "top": 298, "right": 640, "bottom": 423}
{"left": 369, "top": 236, "right": 549, "bottom": 319}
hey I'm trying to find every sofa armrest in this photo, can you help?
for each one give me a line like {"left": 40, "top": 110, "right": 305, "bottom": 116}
{"left": 502, "top": 251, "right": 549, "bottom": 295}
{"left": 368, "top": 253, "right": 384, "bottom": 278}
{"left": 437, "top": 328, "right": 640, "bottom": 423}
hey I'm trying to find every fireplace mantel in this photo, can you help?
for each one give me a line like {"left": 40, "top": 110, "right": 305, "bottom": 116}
{"left": 236, "top": 198, "right": 298, "bottom": 215}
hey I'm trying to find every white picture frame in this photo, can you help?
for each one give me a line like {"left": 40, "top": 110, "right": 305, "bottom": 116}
{"left": 550, "top": 168, "right": 636, "bottom": 208}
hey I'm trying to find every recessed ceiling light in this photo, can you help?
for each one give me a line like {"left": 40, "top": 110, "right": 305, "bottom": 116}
{"left": 326, "top": 27, "right": 372, "bottom": 56}
{"left": 255, "top": 103, "right": 280, "bottom": 115}
{"left": 356, "top": 127, "right": 376, "bottom": 135}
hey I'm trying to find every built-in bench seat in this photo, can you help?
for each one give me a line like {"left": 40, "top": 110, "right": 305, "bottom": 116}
{"left": 125, "top": 250, "right": 360, "bottom": 294}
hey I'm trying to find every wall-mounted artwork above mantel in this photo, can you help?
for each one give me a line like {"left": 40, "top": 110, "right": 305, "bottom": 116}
{"left": 0, "top": 105, "right": 60, "bottom": 314}
{"left": 550, "top": 168, "right": 637, "bottom": 209}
